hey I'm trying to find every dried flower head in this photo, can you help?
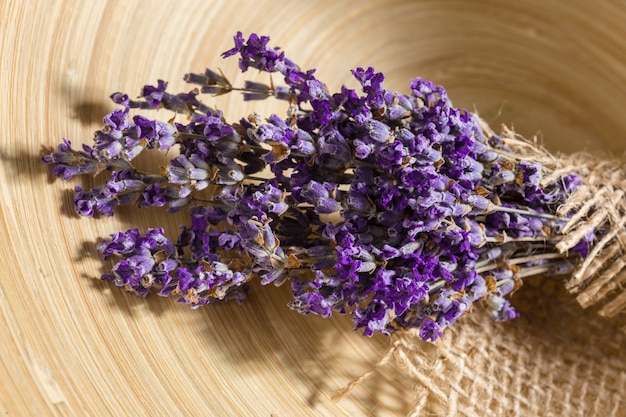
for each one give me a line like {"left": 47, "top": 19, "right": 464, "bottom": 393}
{"left": 44, "top": 32, "right": 593, "bottom": 341}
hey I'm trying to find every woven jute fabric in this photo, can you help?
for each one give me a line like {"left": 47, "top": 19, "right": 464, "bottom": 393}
{"left": 389, "top": 275, "right": 626, "bottom": 416}
{"left": 379, "top": 125, "right": 626, "bottom": 416}
{"left": 489, "top": 123, "right": 626, "bottom": 318}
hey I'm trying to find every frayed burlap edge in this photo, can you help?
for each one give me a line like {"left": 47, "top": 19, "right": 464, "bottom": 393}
{"left": 481, "top": 120, "right": 626, "bottom": 317}
{"left": 335, "top": 275, "right": 625, "bottom": 416}
{"left": 390, "top": 276, "right": 626, "bottom": 417}
{"left": 333, "top": 122, "right": 626, "bottom": 416}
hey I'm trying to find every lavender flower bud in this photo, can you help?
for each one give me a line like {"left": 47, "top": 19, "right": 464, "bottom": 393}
{"left": 44, "top": 31, "right": 590, "bottom": 343}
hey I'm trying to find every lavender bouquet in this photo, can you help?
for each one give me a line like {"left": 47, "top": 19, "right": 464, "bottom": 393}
{"left": 43, "top": 32, "right": 622, "bottom": 342}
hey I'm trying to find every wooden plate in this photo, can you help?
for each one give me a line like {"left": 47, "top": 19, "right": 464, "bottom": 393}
{"left": 3, "top": 1, "right": 626, "bottom": 415}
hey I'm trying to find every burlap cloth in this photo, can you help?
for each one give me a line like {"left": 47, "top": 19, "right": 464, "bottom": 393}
{"left": 334, "top": 128, "right": 626, "bottom": 415}
{"left": 332, "top": 126, "right": 626, "bottom": 417}
{"left": 388, "top": 275, "right": 626, "bottom": 416}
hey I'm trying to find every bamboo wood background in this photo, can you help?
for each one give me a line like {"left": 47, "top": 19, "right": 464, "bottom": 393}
{"left": 2, "top": 1, "right": 626, "bottom": 416}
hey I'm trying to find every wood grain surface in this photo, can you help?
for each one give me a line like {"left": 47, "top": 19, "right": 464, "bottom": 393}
{"left": 3, "top": 1, "right": 626, "bottom": 416}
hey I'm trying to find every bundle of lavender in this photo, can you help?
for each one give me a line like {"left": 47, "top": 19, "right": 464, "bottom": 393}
{"left": 43, "top": 32, "right": 624, "bottom": 341}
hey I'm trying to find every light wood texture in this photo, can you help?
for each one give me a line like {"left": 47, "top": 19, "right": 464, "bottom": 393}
{"left": 2, "top": 1, "right": 626, "bottom": 416}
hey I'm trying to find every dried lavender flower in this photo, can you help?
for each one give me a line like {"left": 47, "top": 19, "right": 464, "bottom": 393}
{"left": 44, "top": 32, "right": 595, "bottom": 342}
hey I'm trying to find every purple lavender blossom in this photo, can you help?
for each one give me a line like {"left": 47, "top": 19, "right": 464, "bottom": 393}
{"left": 43, "top": 32, "right": 587, "bottom": 342}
